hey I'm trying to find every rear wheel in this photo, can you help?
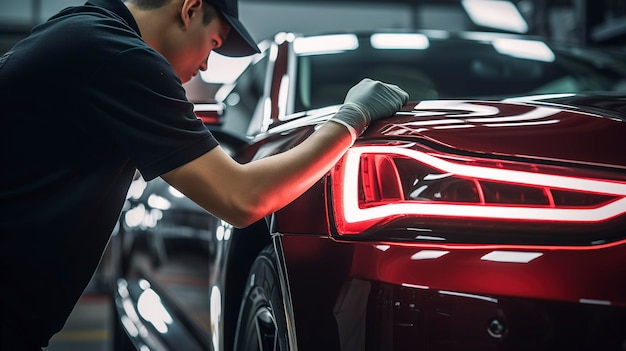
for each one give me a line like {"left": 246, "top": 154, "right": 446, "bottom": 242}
{"left": 234, "top": 245, "right": 290, "bottom": 351}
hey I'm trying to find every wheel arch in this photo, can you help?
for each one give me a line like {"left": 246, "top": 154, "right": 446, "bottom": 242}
{"left": 222, "top": 217, "right": 273, "bottom": 350}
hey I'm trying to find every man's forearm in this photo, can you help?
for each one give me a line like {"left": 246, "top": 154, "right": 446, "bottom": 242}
{"left": 235, "top": 120, "right": 354, "bottom": 223}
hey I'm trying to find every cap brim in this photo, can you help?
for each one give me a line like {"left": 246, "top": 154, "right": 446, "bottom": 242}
{"left": 215, "top": 12, "right": 260, "bottom": 57}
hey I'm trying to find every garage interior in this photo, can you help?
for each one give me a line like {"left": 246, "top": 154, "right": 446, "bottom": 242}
{"left": 1, "top": 0, "right": 625, "bottom": 350}
{"left": 2, "top": 0, "right": 626, "bottom": 55}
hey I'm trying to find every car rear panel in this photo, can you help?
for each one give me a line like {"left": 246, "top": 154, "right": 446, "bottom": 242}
{"left": 279, "top": 234, "right": 626, "bottom": 351}
{"left": 272, "top": 97, "right": 626, "bottom": 350}
{"left": 369, "top": 101, "right": 626, "bottom": 169}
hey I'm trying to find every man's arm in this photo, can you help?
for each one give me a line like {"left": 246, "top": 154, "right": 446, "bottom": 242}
{"left": 162, "top": 79, "right": 408, "bottom": 228}
{"left": 162, "top": 121, "right": 352, "bottom": 228}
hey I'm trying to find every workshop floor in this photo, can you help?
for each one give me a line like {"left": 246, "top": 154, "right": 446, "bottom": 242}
{"left": 43, "top": 279, "right": 112, "bottom": 351}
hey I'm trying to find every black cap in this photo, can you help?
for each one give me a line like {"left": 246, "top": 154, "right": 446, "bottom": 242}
{"left": 205, "top": 0, "right": 260, "bottom": 57}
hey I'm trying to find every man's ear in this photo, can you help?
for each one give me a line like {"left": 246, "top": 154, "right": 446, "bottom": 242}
{"left": 179, "top": 0, "right": 203, "bottom": 30}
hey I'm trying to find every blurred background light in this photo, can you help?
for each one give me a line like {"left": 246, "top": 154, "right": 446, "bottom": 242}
{"left": 492, "top": 38, "right": 556, "bottom": 62}
{"left": 462, "top": 0, "right": 528, "bottom": 33}
{"left": 201, "top": 52, "right": 255, "bottom": 84}
{"left": 137, "top": 288, "right": 173, "bottom": 334}
{"left": 293, "top": 34, "right": 359, "bottom": 55}
{"left": 371, "top": 33, "right": 430, "bottom": 49}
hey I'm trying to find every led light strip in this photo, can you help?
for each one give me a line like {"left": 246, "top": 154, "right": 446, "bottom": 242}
{"left": 340, "top": 146, "right": 626, "bottom": 223}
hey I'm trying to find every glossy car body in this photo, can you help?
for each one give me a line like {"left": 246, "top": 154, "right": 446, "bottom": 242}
{"left": 108, "top": 30, "right": 626, "bottom": 351}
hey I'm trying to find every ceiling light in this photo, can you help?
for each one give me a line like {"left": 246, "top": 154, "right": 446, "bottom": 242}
{"left": 370, "top": 33, "right": 429, "bottom": 50}
{"left": 462, "top": 0, "right": 528, "bottom": 33}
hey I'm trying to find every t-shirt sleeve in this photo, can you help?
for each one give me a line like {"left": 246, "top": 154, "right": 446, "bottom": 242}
{"left": 83, "top": 45, "right": 218, "bottom": 181}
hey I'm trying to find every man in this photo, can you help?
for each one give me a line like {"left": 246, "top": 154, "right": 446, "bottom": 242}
{"left": 0, "top": 0, "right": 408, "bottom": 349}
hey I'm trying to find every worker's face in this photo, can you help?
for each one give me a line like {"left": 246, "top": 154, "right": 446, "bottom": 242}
{"left": 168, "top": 11, "right": 231, "bottom": 83}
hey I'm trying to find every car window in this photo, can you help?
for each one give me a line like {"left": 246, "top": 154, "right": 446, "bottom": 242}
{"left": 294, "top": 37, "right": 626, "bottom": 112}
{"left": 220, "top": 51, "right": 269, "bottom": 137}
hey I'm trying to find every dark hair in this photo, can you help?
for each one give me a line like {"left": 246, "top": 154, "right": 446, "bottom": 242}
{"left": 125, "top": 0, "right": 169, "bottom": 9}
{"left": 125, "top": 0, "right": 220, "bottom": 25}
{"left": 200, "top": 3, "right": 220, "bottom": 25}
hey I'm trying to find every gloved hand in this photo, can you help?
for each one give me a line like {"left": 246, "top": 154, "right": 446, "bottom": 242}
{"left": 330, "top": 78, "right": 409, "bottom": 141}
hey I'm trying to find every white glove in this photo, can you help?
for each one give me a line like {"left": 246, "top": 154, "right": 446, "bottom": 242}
{"left": 331, "top": 78, "right": 409, "bottom": 140}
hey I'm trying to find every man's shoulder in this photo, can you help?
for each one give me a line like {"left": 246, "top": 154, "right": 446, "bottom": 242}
{"left": 20, "top": 4, "right": 154, "bottom": 78}
{"left": 47, "top": 1, "right": 138, "bottom": 34}
{"left": 38, "top": 5, "right": 142, "bottom": 51}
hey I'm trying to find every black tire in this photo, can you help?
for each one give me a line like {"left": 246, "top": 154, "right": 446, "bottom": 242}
{"left": 234, "top": 245, "right": 290, "bottom": 351}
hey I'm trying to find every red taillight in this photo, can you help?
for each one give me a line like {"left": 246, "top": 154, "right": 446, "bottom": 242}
{"left": 360, "top": 154, "right": 404, "bottom": 205}
{"left": 331, "top": 145, "right": 626, "bottom": 235}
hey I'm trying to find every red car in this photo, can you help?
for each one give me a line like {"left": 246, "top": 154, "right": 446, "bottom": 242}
{"left": 110, "top": 31, "right": 626, "bottom": 351}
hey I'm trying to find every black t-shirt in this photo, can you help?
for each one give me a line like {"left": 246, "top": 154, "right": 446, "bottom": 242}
{"left": 0, "top": 0, "right": 218, "bottom": 345}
